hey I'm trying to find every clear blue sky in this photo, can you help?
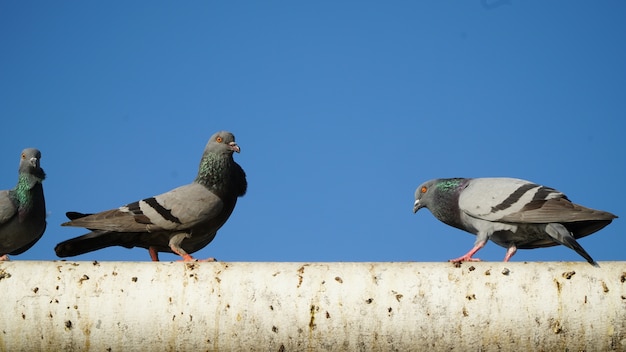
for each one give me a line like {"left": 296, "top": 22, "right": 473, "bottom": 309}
{"left": 1, "top": 1, "right": 624, "bottom": 263}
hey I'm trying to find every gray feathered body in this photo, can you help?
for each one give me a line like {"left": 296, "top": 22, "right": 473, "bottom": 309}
{"left": 414, "top": 177, "right": 617, "bottom": 265}
{"left": 55, "top": 131, "right": 246, "bottom": 260}
{"left": 0, "top": 149, "right": 47, "bottom": 257}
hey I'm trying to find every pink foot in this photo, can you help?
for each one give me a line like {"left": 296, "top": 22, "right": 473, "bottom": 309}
{"left": 177, "top": 255, "right": 217, "bottom": 262}
{"left": 448, "top": 243, "right": 485, "bottom": 263}
{"left": 180, "top": 254, "right": 196, "bottom": 262}
{"left": 449, "top": 254, "right": 482, "bottom": 263}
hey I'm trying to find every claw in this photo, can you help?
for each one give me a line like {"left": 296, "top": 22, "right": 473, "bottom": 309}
{"left": 449, "top": 242, "right": 485, "bottom": 263}
{"left": 449, "top": 255, "right": 482, "bottom": 263}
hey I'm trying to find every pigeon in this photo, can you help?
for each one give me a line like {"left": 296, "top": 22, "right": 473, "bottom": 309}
{"left": 0, "top": 148, "right": 47, "bottom": 261}
{"left": 413, "top": 177, "right": 617, "bottom": 266}
{"left": 55, "top": 131, "right": 247, "bottom": 261}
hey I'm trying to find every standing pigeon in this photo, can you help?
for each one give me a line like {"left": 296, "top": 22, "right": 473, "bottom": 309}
{"left": 0, "top": 148, "right": 47, "bottom": 261}
{"left": 55, "top": 131, "right": 247, "bottom": 261}
{"left": 413, "top": 178, "right": 617, "bottom": 266}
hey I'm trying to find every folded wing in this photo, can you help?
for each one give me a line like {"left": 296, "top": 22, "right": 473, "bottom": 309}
{"left": 62, "top": 183, "right": 223, "bottom": 232}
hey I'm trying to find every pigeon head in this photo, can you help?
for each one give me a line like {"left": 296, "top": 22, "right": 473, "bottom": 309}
{"left": 18, "top": 148, "right": 45, "bottom": 180}
{"left": 413, "top": 179, "right": 438, "bottom": 213}
{"left": 195, "top": 131, "right": 246, "bottom": 194}
{"left": 205, "top": 131, "right": 240, "bottom": 155}
{"left": 413, "top": 178, "right": 467, "bottom": 213}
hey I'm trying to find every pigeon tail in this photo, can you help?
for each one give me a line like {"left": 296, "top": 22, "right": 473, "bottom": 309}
{"left": 545, "top": 223, "right": 599, "bottom": 267}
{"left": 54, "top": 231, "right": 136, "bottom": 257}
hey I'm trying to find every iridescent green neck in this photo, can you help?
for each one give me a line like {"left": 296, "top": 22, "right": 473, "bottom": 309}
{"left": 195, "top": 153, "right": 231, "bottom": 190}
{"left": 436, "top": 178, "right": 464, "bottom": 192}
{"left": 13, "top": 174, "right": 40, "bottom": 206}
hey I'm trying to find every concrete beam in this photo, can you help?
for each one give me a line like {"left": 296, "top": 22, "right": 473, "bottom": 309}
{"left": 0, "top": 261, "right": 625, "bottom": 351}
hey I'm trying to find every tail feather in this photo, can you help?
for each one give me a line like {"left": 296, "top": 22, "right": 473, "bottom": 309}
{"left": 545, "top": 223, "right": 599, "bottom": 267}
{"left": 564, "top": 219, "right": 614, "bottom": 240}
{"left": 66, "top": 211, "right": 92, "bottom": 221}
{"left": 55, "top": 231, "right": 137, "bottom": 257}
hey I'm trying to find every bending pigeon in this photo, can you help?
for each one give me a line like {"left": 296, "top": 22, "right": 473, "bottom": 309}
{"left": 413, "top": 177, "right": 617, "bottom": 266}
{"left": 0, "top": 148, "right": 47, "bottom": 261}
{"left": 55, "top": 131, "right": 247, "bottom": 261}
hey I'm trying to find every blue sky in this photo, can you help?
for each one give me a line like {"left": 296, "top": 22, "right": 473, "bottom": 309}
{"left": 1, "top": 1, "right": 624, "bottom": 263}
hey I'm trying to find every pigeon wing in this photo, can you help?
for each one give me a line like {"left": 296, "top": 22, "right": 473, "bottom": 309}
{"left": 498, "top": 197, "right": 617, "bottom": 223}
{"left": 459, "top": 178, "right": 565, "bottom": 222}
{"left": 459, "top": 177, "right": 616, "bottom": 223}
{"left": 62, "top": 183, "right": 223, "bottom": 232}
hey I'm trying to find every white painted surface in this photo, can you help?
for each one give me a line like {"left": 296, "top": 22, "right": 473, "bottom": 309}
{"left": 0, "top": 261, "right": 624, "bottom": 351}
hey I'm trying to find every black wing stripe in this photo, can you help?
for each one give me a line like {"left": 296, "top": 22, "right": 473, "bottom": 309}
{"left": 143, "top": 197, "right": 182, "bottom": 224}
{"left": 491, "top": 183, "right": 539, "bottom": 213}
{"left": 126, "top": 201, "right": 143, "bottom": 215}
{"left": 532, "top": 186, "right": 556, "bottom": 201}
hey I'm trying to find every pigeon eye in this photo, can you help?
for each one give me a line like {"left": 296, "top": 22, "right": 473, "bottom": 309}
{"left": 421, "top": 186, "right": 428, "bottom": 193}
{"left": 21, "top": 153, "right": 26, "bottom": 159}
{"left": 216, "top": 136, "right": 223, "bottom": 143}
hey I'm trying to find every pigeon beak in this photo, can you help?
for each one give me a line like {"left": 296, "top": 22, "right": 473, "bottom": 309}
{"left": 413, "top": 200, "right": 423, "bottom": 213}
{"left": 29, "top": 157, "right": 39, "bottom": 168}
{"left": 229, "top": 142, "right": 241, "bottom": 153}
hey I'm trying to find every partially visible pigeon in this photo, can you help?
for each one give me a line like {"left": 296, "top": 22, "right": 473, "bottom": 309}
{"left": 0, "top": 148, "right": 47, "bottom": 261}
{"left": 55, "top": 131, "right": 247, "bottom": 261}
{"left": 413, "top": 177, "right": 617, "bottom": 266}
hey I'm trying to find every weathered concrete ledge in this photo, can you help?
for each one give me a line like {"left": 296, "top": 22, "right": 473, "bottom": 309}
{"left": 0, "top": 261, "right": 625, "bottom": 351}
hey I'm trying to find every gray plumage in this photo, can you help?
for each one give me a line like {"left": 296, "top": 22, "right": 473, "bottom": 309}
{"left": 55, "top": 131, "right": 247, "bottom": 261}
{"left": 413, "top": 177, "right": 617, "bottom": 266}
{"left": 0, "top": 148, "right": 46, "bottom": 261}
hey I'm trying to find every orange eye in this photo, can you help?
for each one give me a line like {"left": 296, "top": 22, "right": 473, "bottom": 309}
{"left": 21, "top": 153, "right": 26, "bottom": 159}
{"left": 421, "top": 186, "right": 428, "bottom": 193}
{"left": 216, "top": 136, "right": 223, "bottom": 143}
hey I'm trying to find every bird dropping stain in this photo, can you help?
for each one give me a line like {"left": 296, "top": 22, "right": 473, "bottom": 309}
{"left": 309, "top": 304, "right": 317, "bottom": 330}
{"left": 601, "top": 281, "right": 609, "bottom": 293}
{"left": 562, "top": 271, "right": 575, "bottom": 280}
{"left": 297, "top": 265, "right": 306, "bottom": 288}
